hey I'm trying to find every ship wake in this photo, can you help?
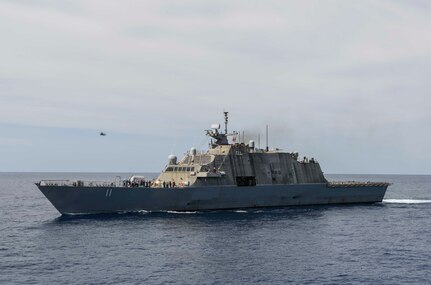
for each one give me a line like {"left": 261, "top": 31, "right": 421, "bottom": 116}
{"left": 383, "top": 199, "right": 431, "bottom": 204}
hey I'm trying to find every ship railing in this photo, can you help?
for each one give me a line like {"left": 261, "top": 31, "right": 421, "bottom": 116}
{"left": 38, "top": 179, "right": 194, "bottom": 189}
{"left": 327, "top": 181, "right": 391, "bottom": 188}
{"left": 39, "top": 180, "right": 120, "bottom": 187}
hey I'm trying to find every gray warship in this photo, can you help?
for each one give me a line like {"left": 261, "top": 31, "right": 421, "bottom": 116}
{"left": 36, "top": 112, "right": 390, "bottom": 215}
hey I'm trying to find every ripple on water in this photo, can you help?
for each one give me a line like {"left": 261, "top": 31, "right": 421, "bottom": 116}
{"left": 1, "top": 173, "right": 431, "bottom": 285}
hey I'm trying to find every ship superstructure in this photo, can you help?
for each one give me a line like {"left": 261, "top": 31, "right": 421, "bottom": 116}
{"left": 156, "top": 120, "right": 326, "bottom": 188}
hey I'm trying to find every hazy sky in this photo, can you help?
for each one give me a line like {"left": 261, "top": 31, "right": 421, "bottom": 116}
{"left": 1, "top": 0, "right": 430, "bottom": 174}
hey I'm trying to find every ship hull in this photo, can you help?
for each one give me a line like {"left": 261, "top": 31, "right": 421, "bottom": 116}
{"left": 37, "top": 183, "right": 388, "bottom": 215}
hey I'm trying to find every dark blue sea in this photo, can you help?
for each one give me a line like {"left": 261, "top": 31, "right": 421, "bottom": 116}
{"left": 1, "top": 173, "right": 430, "bottom": 285}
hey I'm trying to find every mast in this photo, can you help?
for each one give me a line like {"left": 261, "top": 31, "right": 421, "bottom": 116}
{"left": 206, "top": 112, "right": 230, "bottom": 146}
{"left": 224, "top": 111, "right": 228, "bottom": 134}
{"left": 258, "top": 134, "right": 260, "bottom": 149}
{"left": 266, "top": 124, "right": 269, "bottom": 151}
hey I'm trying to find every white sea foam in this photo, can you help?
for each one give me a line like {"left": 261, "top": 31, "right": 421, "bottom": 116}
{"left": 233, "top": 210, "right": 248, "bottom": 213}
{"left": 117, "top": 210, "right": 149, "bottom": 215}
{"left": 166, "top": 210, "right": 199, "bottom": 214}
{"left": 383, "top": 199, "right": 431, "bottom": 204}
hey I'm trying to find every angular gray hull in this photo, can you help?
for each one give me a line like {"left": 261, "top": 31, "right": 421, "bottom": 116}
{"left": 37, "top": 183, "right": 388, "bottom": 215}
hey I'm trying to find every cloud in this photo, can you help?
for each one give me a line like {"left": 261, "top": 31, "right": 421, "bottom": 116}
{"left": 0, "top": 0, "right": 430, "bottom": 172}
{"left": 0, "top": 137, "right": 32, "bottom": 146}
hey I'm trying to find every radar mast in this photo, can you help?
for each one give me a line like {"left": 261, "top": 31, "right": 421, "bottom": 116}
{"left": 206, "top": 112, "right": 230, "bottom": 146}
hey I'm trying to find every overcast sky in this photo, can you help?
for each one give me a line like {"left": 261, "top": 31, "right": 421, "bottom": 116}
{"left": 0, "top": 0, "right": 430, "bottom": 174}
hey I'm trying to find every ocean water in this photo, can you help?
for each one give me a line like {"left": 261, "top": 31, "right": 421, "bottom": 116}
{"left": 1, "top": 173, "right": 430, "bottom": 285}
